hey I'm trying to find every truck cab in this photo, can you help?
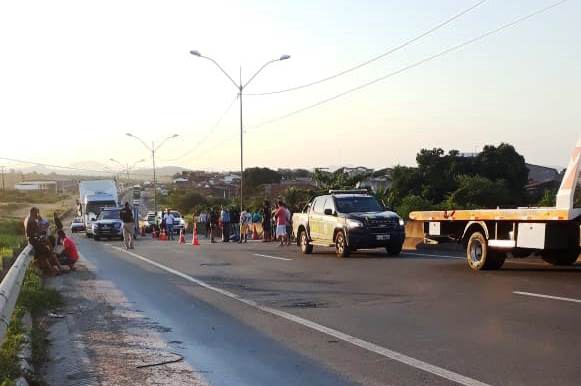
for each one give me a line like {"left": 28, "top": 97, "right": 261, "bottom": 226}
{"left": 293, "top": 190, "right": 405, "bottom": 257}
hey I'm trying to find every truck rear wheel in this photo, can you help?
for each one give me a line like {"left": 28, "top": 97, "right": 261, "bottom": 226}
{"left": 335, "top": 231, "right": 350, "bottom": 258}
{"left": 466, "top": 232, "right": 505, "bottom": 270}
{"left": 541, "top": 249, "right": 580, "bottom": 266}
{"left": 299, "top": 229, "right": 313, "bottom": 254}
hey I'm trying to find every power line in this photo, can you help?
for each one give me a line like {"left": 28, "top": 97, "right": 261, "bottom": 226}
{"left": 247, "top": 0, "right": 569, "bottom": 131}
{"left": 246, "top": 0, "right": 488, "bottom": 96}
{"left": 162, "top": 94, "right": 239, "bottom": 163}
{"left": 0, "top": 156, "right": 152, "bottom": 178}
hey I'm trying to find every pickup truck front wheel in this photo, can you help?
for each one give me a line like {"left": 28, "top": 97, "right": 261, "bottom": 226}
{"left": 335, "top": 231, "right": 350, "bottom": 258}
{"left": 299, "top": 230, "right": 313, "bottom": 254}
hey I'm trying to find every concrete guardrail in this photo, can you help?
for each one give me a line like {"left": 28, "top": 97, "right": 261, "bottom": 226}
{"left": 0, "top": 244, "right": 34, "bottom": 345}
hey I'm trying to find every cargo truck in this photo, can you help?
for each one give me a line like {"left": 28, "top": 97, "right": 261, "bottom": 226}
{"left": 79, "top": 180, "right": 119, "bottom": 238}
{"left": 409, "top": 138, "right": 580, "bottom": 271}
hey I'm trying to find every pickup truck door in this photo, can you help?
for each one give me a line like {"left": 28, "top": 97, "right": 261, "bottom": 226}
{"left": 321, "top": 197, "right": 337, "bottom": 243}
{"left": 309, "top": 197, "right": 326, "bottom": 242}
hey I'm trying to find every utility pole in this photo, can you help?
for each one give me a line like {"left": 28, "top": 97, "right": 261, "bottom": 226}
{"left": 1, "top": 166, "right": 5, "bottom": 192}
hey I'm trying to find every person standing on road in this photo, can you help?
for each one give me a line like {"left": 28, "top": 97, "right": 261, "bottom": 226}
{"left": 239, "top": 209, "right": 251, "bottom": 243}
{"left": 164, "top": 209, "right": 175, "bottom": 240}
{"left": 120, "top": 202, "right": 135, "bottom": 249}
{"left": 220, "top": 206, "right": 230, "bottom": 242}
{"left": 274, "top": 201, "right": 288, "bottom": 247}
{"left": 283, "top": 202, "right": 292, "bottom": 246}
{"left": 209, "top": 208, "right": 218, "bottom": 243}
{"left": 262, "top": 200, "right": 271, "bottom": 242}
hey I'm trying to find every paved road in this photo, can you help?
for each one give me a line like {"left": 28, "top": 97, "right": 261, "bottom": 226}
{"left": 73, "top": 233, "right": 581, "bottom": 386}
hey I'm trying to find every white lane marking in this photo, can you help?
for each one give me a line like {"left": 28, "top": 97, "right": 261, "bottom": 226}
{"left": 108, "top": 244, "right": 490, "bottom": 386}
{"left": 402, "top": 251, "right": 464, "bottom": 260}
{"left": 253, "top": 253, "right": 293, "bottom": 261}
{"left": 513, "top": 291, "right": 581, "bottom": 304}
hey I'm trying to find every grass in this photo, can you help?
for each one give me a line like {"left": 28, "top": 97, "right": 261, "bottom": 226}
{"left": 0, "top": 267, "right": 63, "bottom": 385}
{"left": 0, "top": 191, "right": 65, "bottom": 205}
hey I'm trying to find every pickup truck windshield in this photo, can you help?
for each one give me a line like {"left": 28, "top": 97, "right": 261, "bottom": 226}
{"left": 335, "top": 196, "right": 383, "bottom": 213}
{"left": 99, "top": 210, "right": 120, "bottom": 220}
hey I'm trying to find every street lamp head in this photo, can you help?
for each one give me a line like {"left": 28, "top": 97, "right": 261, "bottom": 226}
{"left": 279, "top": 54, "right": 291, "bottom": 61}
{"left": 172, "top": 134, "right": 179, "bottom": 138}
{"left": 189, "top": 50, "right": 202, "bottom": 57}
{"left": 125, "top": 133, "right": 133, "bottom": 137}
{"left": 109, "top": 158, "right": 117, "bottom": 162}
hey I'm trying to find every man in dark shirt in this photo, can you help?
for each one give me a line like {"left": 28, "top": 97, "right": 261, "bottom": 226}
{"left": 120, "top": 202, "right": 135, "bottom": 249}
{"left": 262, "top": 200, "right": 271, "bottom": 242}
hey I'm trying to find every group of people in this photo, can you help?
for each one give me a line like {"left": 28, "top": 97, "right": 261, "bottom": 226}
{"left": 194, "top": 199, "right": 293, "bottom": 246}
{"left": 24, "top": 207, "right": 79, "bottom": 275}
{"left": 159, "top": 208, "right": 177, "bottom": 240}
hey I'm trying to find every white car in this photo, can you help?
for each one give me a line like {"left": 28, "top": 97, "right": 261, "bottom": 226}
{"left": 70, "top": 217, "right": 86, "bottom": 233}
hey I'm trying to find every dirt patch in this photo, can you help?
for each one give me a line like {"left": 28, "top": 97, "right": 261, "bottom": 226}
{"left": 42, "top": 259, "right": 209, "bottom": 386}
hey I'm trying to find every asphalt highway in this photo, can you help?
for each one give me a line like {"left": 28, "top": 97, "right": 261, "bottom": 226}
{"left": 73, "top": 232, "right": 581, "bottom": 386}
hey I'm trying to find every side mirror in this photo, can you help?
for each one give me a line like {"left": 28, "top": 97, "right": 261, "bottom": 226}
{"left": 324, "top": 208, "right": 334, "bottom": 216}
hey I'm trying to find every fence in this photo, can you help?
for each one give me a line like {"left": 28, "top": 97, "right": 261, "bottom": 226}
{"left": 0, "top": 244, "right": 33, "bottom": 344}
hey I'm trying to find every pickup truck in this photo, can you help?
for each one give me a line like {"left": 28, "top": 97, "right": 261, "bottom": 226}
{"left": 292, "top": 190, "right": 406, "bottom": 257}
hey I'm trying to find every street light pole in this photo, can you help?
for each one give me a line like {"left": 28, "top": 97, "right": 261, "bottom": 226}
{"left": 125, "top": 133, "right": 178, "bottom": 217}
{"left": 189, "top": 50, "right": 290, "bottom": 219}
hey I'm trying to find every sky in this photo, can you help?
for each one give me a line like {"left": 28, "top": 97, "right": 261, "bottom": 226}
{"left": 0, "top": 0, "right": 580, "bottom": 174}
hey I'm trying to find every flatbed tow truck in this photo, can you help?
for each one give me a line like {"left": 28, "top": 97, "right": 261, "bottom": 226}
{"left": 409, "top": 138, "right": 581, "bottom": 270}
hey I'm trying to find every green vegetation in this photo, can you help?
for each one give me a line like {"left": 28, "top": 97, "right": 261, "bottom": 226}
{"left": 0, "top": 219, "right": 25, "bottom": 269}
{"left": 0, "top": 267, "right": 63, "bottom": 385}
{"left": 0, "top": 191, "right": 65, "bottom": 205}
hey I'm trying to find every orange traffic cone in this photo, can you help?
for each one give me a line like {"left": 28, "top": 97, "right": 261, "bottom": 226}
{"left": 178, "top": 228, "right": 185, "bottom": 244}
{"left": 160, "top": 228, "right": 168, "bottom": 241}
{"left": 252, "top": 224, "right": 259, "bottom": 240}
{"left": 141, "top": 226, "right": 146, "bottom": 237}
{"left": 192, "top": 223, "right": 200, "bottom": 246}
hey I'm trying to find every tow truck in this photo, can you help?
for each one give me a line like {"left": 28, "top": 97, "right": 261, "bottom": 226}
{"left": 409, "top": 138, "right": 580, "bottom": 271}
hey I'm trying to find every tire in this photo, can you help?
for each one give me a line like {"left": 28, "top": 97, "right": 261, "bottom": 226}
{"left": 466, "top": 232, "right": 505, "bottom": 271}
{"left": 541, "top": 249, "right": 580, "bottom": 266}
{"left": 94, "top": 236, "right": 101, "bottom": 241}
{"left": 86, "top": 232, "right": 92, "bottom": 238}
{"left": 386, "top": 243, "right": 403, "bottom": 257}
{"left": 299, "top": 229, "right": 313, "bottom": 254}
{"left": 335, "top": 231, "right": 350, "bottom": 258}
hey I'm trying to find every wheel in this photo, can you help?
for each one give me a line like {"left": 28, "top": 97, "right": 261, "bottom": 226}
{"left": 94, "top": 236, "right": 101, "bottom": 241}
{"left": 86, "top": 232, "right": 92, "bottom": 238}
{"left": 466, "top": 232, "right": 505, "bottom": 270}
{"left": 299, "top": 229, "right": 313, "bottom": 254}
{"left": 335, "top": 231, "right": 350, "bottom": 258}
{"left": 386, "top": 243, "right": 403, "bottom": 256}
{"left": 541, "top": 249, "right": 579, "bottom": 266}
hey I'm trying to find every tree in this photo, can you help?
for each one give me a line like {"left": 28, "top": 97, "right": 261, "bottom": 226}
{"left": 396, "top": 195, "right": 433, "bottom": 219}
{"left": 243, "top": 168, "right": 281, "bottom": 192}
{"left": 446, "top": 175, "right": 511, "bottom": 209}
{"left": 475, "top": 143, "right": 528, "bottom": 204}
{"left": 313, "top": 168, "right": 370, "bottom": 190}
{"left": 387, "top": 165, "right": 422, "bottom": 207}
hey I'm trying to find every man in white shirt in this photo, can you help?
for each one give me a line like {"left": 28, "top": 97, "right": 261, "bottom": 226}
{"left": 163, "top": 209, "right": 175, "bottom": 240}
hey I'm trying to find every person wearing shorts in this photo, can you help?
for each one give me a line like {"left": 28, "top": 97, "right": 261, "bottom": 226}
{"left": 274, "top": 201, "right": 288, "bottom": 247}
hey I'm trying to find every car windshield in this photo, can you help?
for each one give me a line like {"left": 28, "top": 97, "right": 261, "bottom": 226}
{"left": 335, "top": 196, "right": 383, "bottom": 213}
{"left": 171, "top": 212, "right": 181, "bottom": 218}
{"left": 99, "top": 210, "right": 120, "bottom": 220}
{"left": 73, "top": 218, "right": 83, "bottom": 223}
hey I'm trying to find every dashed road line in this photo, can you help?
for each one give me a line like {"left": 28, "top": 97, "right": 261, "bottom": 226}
{"left": 108, "top": 244, "right": 491, "bottom": 386}
{"left": 402, "top": 251, "right": 464, "bottom": 260}
{"left": 252, "top": 253, "right": 293, "bottom": 261}
{"left": 513, "top": 291, "right": 581, "bottom": 304}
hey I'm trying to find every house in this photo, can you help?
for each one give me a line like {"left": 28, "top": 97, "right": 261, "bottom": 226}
{"left": 15, "top": 180, "right": 58, "bottom": 193}
{"left": 356, "top": 176, "right": 392, "bottom": 193}
{"left": 525, "top": 163, "right": 563, "bottom": 199}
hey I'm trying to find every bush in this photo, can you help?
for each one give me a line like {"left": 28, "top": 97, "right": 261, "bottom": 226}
{"left": 396, "top": 195, "right": 433, "bottom": 219}
{"left": 446, "top": 175, "right": 511, "bottom": 209}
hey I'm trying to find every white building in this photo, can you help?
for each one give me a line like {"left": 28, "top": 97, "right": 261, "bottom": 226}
{"left": 15, "top": 180, "right": 58, "bottom": 193}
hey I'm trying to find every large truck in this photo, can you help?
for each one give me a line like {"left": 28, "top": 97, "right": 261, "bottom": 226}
{"left": 79, "top": 180, "right": 119, "bottom": 238}
{"left": 409, "top": 138, "right": 580, "bottom": 271}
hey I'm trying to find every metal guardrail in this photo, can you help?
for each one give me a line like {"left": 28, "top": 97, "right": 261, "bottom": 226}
{"left": 0, "top": 244, "right": 33, "bottom": 345}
